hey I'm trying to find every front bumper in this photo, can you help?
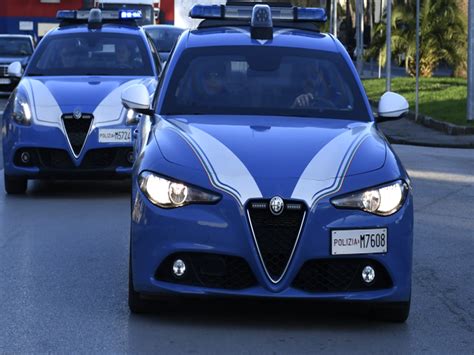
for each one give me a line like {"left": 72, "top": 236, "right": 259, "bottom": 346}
{"left": 0, "top": 76, "right": 20, "bottom": 93}
{"left": 131, "top": 185, "right": 414, "bottom": 303}
{"left": 3, "top": 122, "right": 134, "bottom": 179}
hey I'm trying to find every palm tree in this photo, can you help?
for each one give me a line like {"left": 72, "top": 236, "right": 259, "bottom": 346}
{"left": 366, "top": 0, "right": 466, "bottom": 77}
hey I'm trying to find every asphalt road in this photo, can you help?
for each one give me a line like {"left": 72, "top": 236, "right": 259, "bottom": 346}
{"left": 0, "top": 98, "right": 473, "bottom": 353}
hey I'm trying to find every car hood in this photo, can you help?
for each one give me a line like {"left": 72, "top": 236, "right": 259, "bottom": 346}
{"left": 19, "top": 76, "right": 156, "bottom": 125}
{"left": 155, "top": 115, "right": 386, "bottom": 205}
{"left": 0, "top": 56, "right": 29, "bottom": 66}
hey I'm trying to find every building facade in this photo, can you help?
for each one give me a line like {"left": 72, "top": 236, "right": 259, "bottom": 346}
{"left": 0, "top": 0, "right": 84, "bottom": 38}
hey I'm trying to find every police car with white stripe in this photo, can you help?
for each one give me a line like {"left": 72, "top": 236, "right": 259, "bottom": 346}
{"left": 125, "top": 2, "right": 414, "bottom": 322}
{"left": 2, "top": 8, "right": 160, "bottom": 194}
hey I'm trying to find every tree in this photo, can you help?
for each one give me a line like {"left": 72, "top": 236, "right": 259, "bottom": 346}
{"left": 366, "top": 0, "right": 467, "bottom": 77}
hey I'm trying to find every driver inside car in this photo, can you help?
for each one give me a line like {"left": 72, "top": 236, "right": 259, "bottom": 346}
{"left": 116, "top": 42, "right": 134, "bottom": 68}
{"left": 194, "top": 61, "right": 231, "bottom": 105}
{"left": 292, "top": 64, "right": 336, "bottom": 108}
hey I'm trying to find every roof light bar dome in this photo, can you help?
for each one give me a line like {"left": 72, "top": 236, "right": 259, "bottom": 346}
{"left": 88, "top": 8, "right": 102, "bottom": 24}
{"left": 251, "top": 4, "right": 273, "bottom": 40}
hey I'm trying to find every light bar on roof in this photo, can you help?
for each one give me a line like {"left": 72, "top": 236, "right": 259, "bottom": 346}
{"left": 189, "top": 4, "right": 327, "bottom": 23}
{"left": 56, "top": 9, "right": 142, "bottom": 21}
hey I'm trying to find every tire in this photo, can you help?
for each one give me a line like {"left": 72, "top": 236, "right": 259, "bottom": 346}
{"left": 4, "top": 173, "right": 27, "bottom": 194}
{"left": 370, "top": 300, "right": 411, "bottom": 323}
{"left": 128, "top": 253, "right": 151, "bottom": 314}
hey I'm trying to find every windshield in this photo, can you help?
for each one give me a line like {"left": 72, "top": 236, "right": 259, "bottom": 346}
{"left": 100, "top": 4, "right": 153, "bottom": 25}
{"left": 26, "top": 33, "right": 153, "bottom": 77}
{"left": 146, "top": 27, "right": 184, "bottom": 52}
{"left": 0, "top": 38, "right": 33, "bottom": 56}
{"left": 161, "top": 46, "right": 370, "bottom": 121}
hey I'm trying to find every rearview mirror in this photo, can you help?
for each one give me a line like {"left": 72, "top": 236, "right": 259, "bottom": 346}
{"left": 377, "top": 92, "right": 409, "bottom": 122}
{"left": 121, "top": 84, "right": 154, "bottom": 116}
{"left": 7, "top": 61, "right": 23, "bottom": 78}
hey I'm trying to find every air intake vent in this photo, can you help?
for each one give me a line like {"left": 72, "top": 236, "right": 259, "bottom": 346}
{"left": 62, "top": 113, "right": 93, "bottom": 156}
{"left": 247, "top": 199, "right": 306, "bottom": 283}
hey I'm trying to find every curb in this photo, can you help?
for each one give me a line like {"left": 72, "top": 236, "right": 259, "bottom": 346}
{"left": 406, "top": 112, "right": 474, "bottom": 136}
{"left": 370, "top": 100, "right": 474, "bottom": 136}
{"left": 385, "top": 135, "right": 474, "bottom": 149}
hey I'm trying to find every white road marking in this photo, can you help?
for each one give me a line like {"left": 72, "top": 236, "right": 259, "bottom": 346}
{"left": 407, "top": 169, "right": 474, "bottom": 184}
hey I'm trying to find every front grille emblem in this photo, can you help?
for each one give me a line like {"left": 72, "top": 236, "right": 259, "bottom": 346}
{"left": 73, "top": 108, "right": 82, "bottom": 120}
{"left": 269, "top": 196, "right": 284, "bottom": 216}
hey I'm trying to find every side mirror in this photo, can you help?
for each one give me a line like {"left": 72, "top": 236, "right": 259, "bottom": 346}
{"left": 377, "top": 92, "right": 409, "bottom": 122}
{"left": 121, "top": 84, "right": 154, "bottom": 116}
{"left": 7, "top": 61, "right": 23, "bottom": 78}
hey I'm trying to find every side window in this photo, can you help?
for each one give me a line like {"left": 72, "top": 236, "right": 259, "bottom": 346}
{"left": 147, "top": 37, "right": 162, "bottom": 75}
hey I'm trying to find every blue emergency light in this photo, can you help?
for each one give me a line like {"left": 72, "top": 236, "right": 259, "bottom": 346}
{"left": 119, "top": 10, "right": 143, "bottom": 19}
{"left": 189, "top": 4, "right": 223, "bottom": 19}
{"left": 56, "top": 10, "right": 78, "bottom": 20}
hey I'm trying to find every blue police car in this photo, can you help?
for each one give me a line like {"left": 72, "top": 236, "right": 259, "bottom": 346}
{"left": 123, "top": 3, "right": 413, "bottom": 322}
{"left": 2, "top": 9, "right": 161, "bottom": 194}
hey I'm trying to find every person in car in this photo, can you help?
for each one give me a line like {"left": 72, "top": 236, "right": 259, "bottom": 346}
{"left": 293, "top": 64, "right": 340, "bottom": 109}
{"left": 116, "top": 42, "right": 134, "bottom": 68}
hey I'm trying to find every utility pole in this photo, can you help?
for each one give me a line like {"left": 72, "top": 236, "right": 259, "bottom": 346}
{"left": 468, "top": 0, "right": 474, "bottom": 121}
{"left": 415, "top": 0, "right": 420, "bottom": 120}
{"left": 386, "top": 0, "right": 392, "bottom": 92}
{"left": 355, "top": 0, "right": 364, "bottom": 75}
{"left": 332, "top": 0, "right": 338, "bottom": 37}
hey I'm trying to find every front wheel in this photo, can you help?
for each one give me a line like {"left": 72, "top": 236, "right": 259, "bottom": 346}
{"left": 4, "top": 173, "right": 27, "bottom": 194}
{"left": 370, "top": 300, "right": 411, "bottom": 323}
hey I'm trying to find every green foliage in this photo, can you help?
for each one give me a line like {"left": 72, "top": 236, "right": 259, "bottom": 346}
{"left": 366, "top": 0, "right": 467, "bottom": 77}
{"left": 363, "top": 77, "right": 469, "bottom": 125}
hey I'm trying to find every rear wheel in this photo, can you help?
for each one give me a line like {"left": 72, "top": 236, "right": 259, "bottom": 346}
{"left": 4, "top": 173, "right": 27, "bottom": 194}
{"left": 370, "top": 299, "right": 411, "bottom": 323}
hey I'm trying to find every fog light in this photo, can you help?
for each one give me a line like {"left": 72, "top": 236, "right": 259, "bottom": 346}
{"left": 127, "top": 151, "right": 134, "bottom": 164}
{"left": 20, "top": 151, "right": 31, "bottom": 164}
{"left": 362, "top": 265, "right": 375, "bottom": 283}
{"left": 172, "top": 259, "right": 186, "bottom": 277}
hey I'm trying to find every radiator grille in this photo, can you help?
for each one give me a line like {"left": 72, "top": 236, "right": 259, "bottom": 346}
{"left": 247, "top": 199, "right": 306, "bottom": 283}
{"left": 62, "top": 113, "right": 93, "bottom": 156}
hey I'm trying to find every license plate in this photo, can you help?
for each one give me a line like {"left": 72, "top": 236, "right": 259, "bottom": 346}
{"left": 0, "top": 78, "right": 11, "bottom": 84}
{"left": 98, "top": 128, "right": 131, "bottom": 143}
{"left": 331, "top": 228, "right": 387, "bottom": 255}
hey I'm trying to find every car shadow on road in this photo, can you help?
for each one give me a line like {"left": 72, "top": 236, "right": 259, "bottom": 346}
{"left": 128, "top": 297, "right": 408, "bottom": 330}
{"left": 11, "top": 179, "right": 132, "bottom": 199}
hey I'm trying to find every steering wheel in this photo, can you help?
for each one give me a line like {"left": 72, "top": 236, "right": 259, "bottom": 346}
{"left": 312, "top": 97, "right": 337, "bottom": 110}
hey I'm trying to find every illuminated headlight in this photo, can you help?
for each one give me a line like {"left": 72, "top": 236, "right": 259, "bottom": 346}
{"left": 331, "top": 180, "right": 409, "bottom": 216}
{"left": 12, "top": 92, "right": 32, "bottom": 126}
{"left": 125, "top": 109, "right": 141, "bottom": 125}
{"left": 138, "top": 171, "right": 221, "bottom": 208}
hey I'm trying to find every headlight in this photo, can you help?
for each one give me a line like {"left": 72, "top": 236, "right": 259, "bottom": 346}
{"left": 138, "top": 171, "right": 221, "bottom": 208}
{"left": 125, "top": 109, "right": 142, "bottom": 125}
{"left": 12, "top": 92, "right": 32, "bottom": 126}
{"left": 331, "top": 180, "right": 409, "bottom": 216}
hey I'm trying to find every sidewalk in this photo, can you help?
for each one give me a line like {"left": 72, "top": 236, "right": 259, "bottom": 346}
{"left": 378, "top": 117, "right": 474, "bottom": 148}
